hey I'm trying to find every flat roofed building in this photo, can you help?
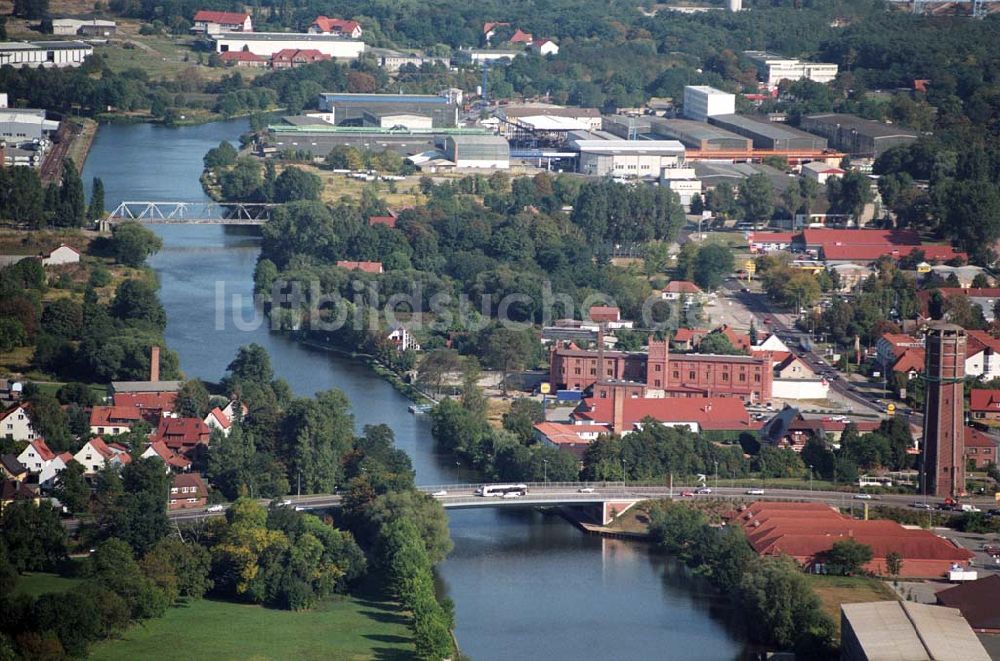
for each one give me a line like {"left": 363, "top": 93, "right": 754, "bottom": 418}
{"left": 0, "top": 41, "right": 93, "bottom": 68}
{"left": 443, "top": 134, "right": 510, "bottom": 169}
{"left": 682, "top": 86, "right": 735, "bottom": 122}
{"left": 570, "top": 138, "right": 685, "bottom": 178}
{"left": 800, "top": 113, "right": 918, "bottom": 157}
{"left": 318, "top": 92, "right": 457, "bottom": 128}
{"left": 841, "top": 601, "right": 990, "bottom": 661}
{"left": 211, "top": 32, "right": 365, "bottom": 60}
{"left": 649, "top": 117, "right": 752, "bottom": 151}
{"left": 362, "top": 111, "right": 433, "bottom": 130}
{"left": 708, "top": 114, "right": 828, "bottom": 151}
{"left": 498, "top": 104, "right": 602, "bottom": 139}
{"left": 52, "top": 19, "right": 117, "bottom": 36}
{"left": 743, "top": 50, "right": 838, "bottom": 87}
{"left": 0, "top": 108, "right": 58, "bottom": 144}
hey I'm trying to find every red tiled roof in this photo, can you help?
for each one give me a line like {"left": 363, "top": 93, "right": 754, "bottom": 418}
{"left": 970, "top": 389, "right": 1000, "bottom": 412}
{"left": 483, "top": 21, "right": 510, "bottom": 34}
{"left": 206, "top": 407, "right": 232, "bottom": 429}
{"left": 336, "top": 260, "right": 383, "bottom": 274}
{"left": 663, "top": 280, "right": 701, "bottom": 294}
{"left": 89, "top": 405, "right": 143, "bottom": 428}
{"left": 965, "top": 330, "right": 1000, "bottom": 358}
{"left": 154, "top": 417, "right": 211, "bottom": 451}
{"left": 29, "top": 438, "right": 55, "bottom": 463}
{"left": 892, "top": 347, "right": 925, "bottom": 374}
{"left": 937, "top": 575, "right": 1000, "bottom": 631}
{"left": 573, "top": 396, "right": 749, "bottom": 431}
{"left": 220, "top": 50, "right": 265, "bottom": 63}
{"left": 801, "top": 228, "right": 921, "bottom": 247}
{"left": 673, "top": 328, "right": 709, "bottom": 343}
{"left": 881, "top": 333, "right": 921, "bottom": 348}
{"left": 965, "top": 426, "right": 997, "bottom": 449}
{"left": 171, "top": 473, "right": 209, "bottom": 498}
{"left": 509, "top": 29, "right": 534, "bottom": 43}
{"left": 113, "top": 392, "right": 177, "bottom": 413}
{"left": 535, "top": 422, "right": 609, "bottom": 444}
{"left": 87, "top": 437, "right": 129, "bottom": 462}
{"left": 146, "top": 440, "right": 193, "bottom": 469}
{"left": 588, "top": 306, "right": 621, "bottom": 323}
{"left": 311, "top": 16, "right": 360, "bottom": 34}
{"left": 369, "top": 215, "right": 397, "bottom": 228}
{"left": 193, "top": 10, "right": 250, "bottom": 24}
{"left": 0, "top": 403, "right": 27, "bottom": 424}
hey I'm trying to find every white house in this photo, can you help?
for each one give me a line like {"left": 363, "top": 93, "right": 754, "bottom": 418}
{"left": 203, "top": 407, "right": 233, "bottom": 436}
{"left": 41, "top": 244, "right": 80, "bottom": 266}
{"left": 309, "top": 17, "right": 362, "bottom": 39}
{"left": 192, "top": 10, "right": 252, "bottom": 34}
{"left": 16, "top": 438, "right": 55, "bottom": 472}
{"left": 221, "top": 400, "right": 248, "bottom": 421}
{"left": 2, "top": 404, "right": 37, "bottom": 441}
{"left": 140, "top": 440, "right": 192, "bottom": 471}
{"left": 801, "top": 161, "right": 845, "bottom": 185}
{"left": 38, "top": 452, "right": 73, "bottom": 488}
{"left": 754, "top": 333, "right": 790, "bottom": 353}
{"left": 529, "top": 39, "right": 559, "bottom": 56}
{"left": 387, "top": 324, "right": 420, "bottom": 352}
{"left": 74, "top": 437, "right": 131, "bottom": 475}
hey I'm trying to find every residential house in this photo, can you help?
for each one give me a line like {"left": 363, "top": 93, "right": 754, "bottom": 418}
{"left": 141, "top": 440, "right": 192, "bottom": 471}
{"left": 221, "top": 400, "right": 248, "bottom": 421}
{"left": 203, "top": 407, "right": 233, "bottom": 436}
{"left": 970, "top": 389, "right": 1000, "bottom": 423}
{"left": 73, "top": 437, "right": 131, "bottom": 475}
{"left": 587, "top": 306, "right": 633, "bottom": 330}
{"left": 336, "top": 260, "right": 383, "bottom": 274}
{"left": 368, "top": 215, "right": 397, "bottom": 228}
{"left": 760, "top": 407, "right": 879, "bottom": 451}
{"left": 387, "top": 324, "right": 420, "bottom": 352}
{"left": 482, "top": 21, "right": 510, "bottom": 42}
{"left": 1, "top": 403, "right": 37, "bottom": 441}
{"left": 661, "top": 280, "right": 703, "bottom": 301}
{"left": 192, "top": 10, "right": 252, "bottom": 34}
{"left": 773, "top": 353, "right": 816, "bottom": 380}
{"left": 533, "top": 422, "right": 608, "bottom": 461}
{"left": 0, "top": 479, "right": 39, "bottom": 511}
{"left": 168, "top": 474, "right": 209, "bottom": 510}
{"left": 528, "top": 39, "right": 559, "bottom": 56}
{"left": 0, "top": 454, "right": 28, "bottom": 481}
{"left": 671, "top": 328, "right": 710, "bottom": 351}
{"left": 309, "top": 17, "right": 362, "bottom": 38}
{"left": 38, "top": 452, "right": 73, "bottom": 489}
{"left": 152, "top": 417, "right": 212, "bottom": 460}
{"left": 16, "top": 438, "right": 55, "bottom": 473}
{"left": 754, "top": 333, "right": 791, "bottom": 353}
{"left": 270, "top": 48, "right": 331, "bottom": 69}
{"left": 220, "top": 50, "right": 267, "bottom": 67}
{"left": 509, "top": 29, "right": 534, "bottom": 44}
{"left": 876, "top": 333, "right": 923, "bottom": 372}
{"left": 89, "top": 405, "right": 144, "bottom": 436}
{"left": 892, "top": 347, "right": 925, "bottom": 385}
{"left": 41, "top": 244, "right": 80, "bottom": 266}
{"left": 963, "top": 330, "right": 1000, "bottom": 381}
{"left": 964, "top": 427, "right": 997, "bottom": 469}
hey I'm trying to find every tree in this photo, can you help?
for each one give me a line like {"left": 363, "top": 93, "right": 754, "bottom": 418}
{"left": 689, "top": 193, "right": 704, "bottom": 215}
{"left": 698, "top": 332, "right": 741, "bottom": 355}
{"left": 272, "top": 167, "right": 322, "bottom": 203}
{"left": 738, "top": 174, "right": 774, "bottom": 226}
{"left": 693, "top": 244, "right": 734, "bottom": 291}
{"left": 0, "top": 501, "right": 68, "bottom": 572}
{"left": 97, "top": 458, "right": 171, "bottom": 555}
{"left": 478, "top": 326, "right": 536, "bottom": 395}
{"left": 885, "top": 551, "right": 903, "bottom": 578}
{"left": 175, "top": 379, "right": 211, "bottom": 419}
{"left": 52, "top": 461, "right": 90, "bottom": 514}
{"left": 220, "top": 157, "right": 263, "bottom": 201}
{"left": 13, "top": 0, "right": 49, "bottom": 20}
{"left": 111, "top": 278, "right": 166, "bottom": 329}
{"left": 88, "top": 177, "right": 105, "bottom": 221}
{"left": 827, "top": 539, "right": 873, "bottom": 576}
{"left": 57, "top": 159, "right": 86, "bottom": 227}
{"left": 203, "top": 141, "right": 238, "bottom": 170}
{"left": 110, "top": 222, "right": 163, "bottom": 267}
{"left": 827, "top": 171, "right": 873, "bottom": 221}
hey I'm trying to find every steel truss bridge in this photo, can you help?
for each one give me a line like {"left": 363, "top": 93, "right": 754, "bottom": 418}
{"left": 104, "top": 201, "right": 278, "bottom": 226}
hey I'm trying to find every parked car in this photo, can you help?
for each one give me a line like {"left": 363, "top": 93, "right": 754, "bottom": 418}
{"left": 745, "top": 488, "right": 765, "bottom": 496}
{"left": 206, "top": 504, "right": 225, "bottom": 513}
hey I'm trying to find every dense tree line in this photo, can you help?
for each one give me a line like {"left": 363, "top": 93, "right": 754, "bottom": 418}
{"left": 0, "top": 160, "right": 89, "bottom": 228}
{"left": 648, "top": 502, "right": 836, "bottom": 658}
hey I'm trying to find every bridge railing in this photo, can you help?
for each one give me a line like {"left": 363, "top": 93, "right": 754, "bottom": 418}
{"left": 413, "top": 481, "right": 696, "bottom": 492}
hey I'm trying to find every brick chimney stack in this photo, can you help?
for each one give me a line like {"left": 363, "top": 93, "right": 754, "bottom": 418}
{"left": 612, "top": 385, "right": 625, "bottom": 435}
{"left": 150, "top": 345, "right": 160, "bottom": 382}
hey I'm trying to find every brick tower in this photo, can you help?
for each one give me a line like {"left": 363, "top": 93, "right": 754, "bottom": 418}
{"left": 922, "top": 323, "right": 966, "bottom": 499}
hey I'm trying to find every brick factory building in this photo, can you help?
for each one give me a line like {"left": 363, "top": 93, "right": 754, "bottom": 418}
{"left": 549, "top": 338, "right": 774, "bottom": 403}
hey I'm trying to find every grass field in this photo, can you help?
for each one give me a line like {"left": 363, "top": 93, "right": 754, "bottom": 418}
{"left": 14, "top": 572, "right": 85, "bottom": 598}
{"left": 89, "top": 593, "right": 415, "bottom": 661}
{"left": 806, "top": 574, "right": 897, "bottom": 630}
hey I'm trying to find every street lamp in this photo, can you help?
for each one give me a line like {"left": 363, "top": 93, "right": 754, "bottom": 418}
{"left": 714, "top": 460, "right": 719, "bottom": 491}
{"left": 621, "top": 458, "right": 627, "bottom": 486}
{"left": 543, "top": 459, "right": 549, "bottom": 484}
{"left": 808, "top": 465, "right": 814, "bottom": 492}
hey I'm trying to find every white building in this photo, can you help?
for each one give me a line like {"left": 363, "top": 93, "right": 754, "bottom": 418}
{"left": 211, "top": 33, "right": 365, "bottom": 59}
{"left": 0, "top": 41, "right": 93, "bottom": 68}
{"left": 41, "top": 244, "right": 80, "bottom": 266}
{"left": 203, "top": 407, "right": 233, "bottom": 436}
{"left": 529, "top": 39, "right": 559, "bottom": 56}
{"left": 0, "top": 108, "right": 59, "bottom": 146}
{"left": 74, "top": 437, "right": 131, "bottom": 475}
{"left": 16, "top": 438, "right": 54, "bottom": 472}
{"left": 461, "top": 49, "right": 523, "bottom": 64}
{"left": 682, "top": 86, "right": 735, "bottom": 122}
{"left": 38, "top": 452, "right": 72, "bottom": 488}
{"left": 443, "top": 134, "right": 510, "bottom": 169}
{"left": 572, "top": 139, "right": 685, "bottom": 178}
{"left": 1, "top": 404, "right": 37, "bottom": 441}
{"left": 660, "top": 166, "right": 702, "bottom": 207}
{"left": 387, "top": 324, "right": 421, "bottom": 352}
{"left": 802, "top": 160, "right": 845, "bottom": 185}
{"left": 743, "top": 51, "right": 839, "bottom": 88}
{"left": 193, "top": 10, "right": 252, "bottom": 34}
{"left": 52, "top": 19, "right": 117, "bottom": 36}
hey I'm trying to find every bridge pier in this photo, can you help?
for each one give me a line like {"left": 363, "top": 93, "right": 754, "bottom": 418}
{"left": 601, "top": 500, "right": 639, "bottom": 525}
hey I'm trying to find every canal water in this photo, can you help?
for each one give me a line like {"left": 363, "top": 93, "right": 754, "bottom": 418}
{"left": 82, "top": 120, "right": 748, "bottom": 660}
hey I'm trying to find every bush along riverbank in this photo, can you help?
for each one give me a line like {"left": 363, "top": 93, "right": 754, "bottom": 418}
{"left": 647, "top": 501, "right": 837, "bottom": 659}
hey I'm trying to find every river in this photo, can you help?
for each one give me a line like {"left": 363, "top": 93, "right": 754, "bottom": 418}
{"left": 82, "top": 120, "right": 748, "bottom": 661}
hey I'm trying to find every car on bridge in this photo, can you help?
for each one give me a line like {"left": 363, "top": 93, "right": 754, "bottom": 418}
{"left": 745, "top": 488, "right": 765, "bottom": 495}
{"left": 696, "top": 487, "right": 712, "bottom": 495}
{"left": 578, "top": 487, "right": 595, "bottom": 493}
{"left": 680, "top": 491, "right": 695, "bottom": 497}
{"left": 853, "top": 493, "right": 873, "bottom": 500}
{"left": 432, "top": 490, "right": 448, "bottom": 497}
{"left": 206, "top": 504, "right": 224, "bottom": 513}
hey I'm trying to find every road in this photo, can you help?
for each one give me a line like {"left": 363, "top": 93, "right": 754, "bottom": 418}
{"left": 138, "top": 482, "right": 996, "bottom": 527}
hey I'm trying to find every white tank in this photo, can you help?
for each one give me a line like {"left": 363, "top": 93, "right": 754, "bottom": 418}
{"left": 728, "top": 0, "right": 743, "bottom": 11}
